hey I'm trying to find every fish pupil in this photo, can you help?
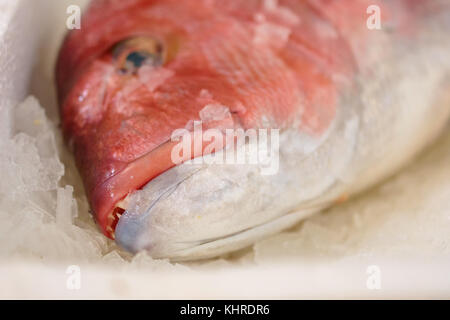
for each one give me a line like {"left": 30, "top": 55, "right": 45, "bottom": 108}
{"left": 126, "top": 51, "right": 151, "bottom": 68}
{"left": 125, "top": 51, "right": 163, "bottom": 71}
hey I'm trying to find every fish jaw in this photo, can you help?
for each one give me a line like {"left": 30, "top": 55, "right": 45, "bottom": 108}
{"left": 114, "top": 162, "right": 318, "bottom": 260}
{"left": 113, "top": 140, "right": 317, "bottom": 260}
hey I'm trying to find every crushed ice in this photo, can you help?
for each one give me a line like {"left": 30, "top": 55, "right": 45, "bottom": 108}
{"left": 4, "top": 95, "right": 449, "bottom": 270}
{"left": 0, "top": 96, "right": 180, "bottom": 269}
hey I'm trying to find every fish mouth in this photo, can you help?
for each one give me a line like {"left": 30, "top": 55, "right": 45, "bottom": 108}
{"left": 92, "top": 138, "right": 181, "bottom": 238}
{"left": 112, "top": 143, "right": 323, "bottom": 261}
{"left": 114, "top": 164, "right": 203, "bottom": 255}
{"left": 113, "top": 143, "right": 285, "bottom": 260}
{"left": 113, "top": 160, "right": 273, "bottom": 261}
{"left": 112, "top": 127, "right": 283, "bottom": 259}
{"left": 93, "top": 126, "right": 231, "bottom": 238}
{"left": 114, "top": 166, "right": 199, "bottom": 257}
{"left": 113, "top": 157, "right": 331, "bottom": 261}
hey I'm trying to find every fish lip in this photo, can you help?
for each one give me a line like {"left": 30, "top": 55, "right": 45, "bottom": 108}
{"left": 117, "top": 202, "right": 327, "bottom": 262}
{"left": 92, "top": 123, "right": 233, "bottom": 238}
{"left": 91, "top": 138, "right": 177, "bottom": 237}
{"left": 114, "top": 166, "right": 203, "bottom": 253}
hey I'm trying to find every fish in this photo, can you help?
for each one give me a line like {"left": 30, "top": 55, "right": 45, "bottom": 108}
{"left": 56, "top": 0, "right": 450, "bottom": 261}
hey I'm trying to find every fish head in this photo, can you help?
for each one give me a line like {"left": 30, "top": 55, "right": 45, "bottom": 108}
{"left": 57, "top": 0, "right": 346, "bottom": 259}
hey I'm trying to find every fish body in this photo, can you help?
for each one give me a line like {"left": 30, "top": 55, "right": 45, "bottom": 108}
{"left": 57, "top": 0, "right": 450, "bottom": 260}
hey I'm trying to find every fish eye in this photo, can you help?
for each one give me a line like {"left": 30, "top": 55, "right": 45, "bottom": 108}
{"left": 113, "top": 37, "right": 164, "bottom": 74}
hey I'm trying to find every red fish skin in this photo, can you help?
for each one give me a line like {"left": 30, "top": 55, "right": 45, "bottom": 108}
{"left": 57, "top": 0, "right": 420, "bottom": 238}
